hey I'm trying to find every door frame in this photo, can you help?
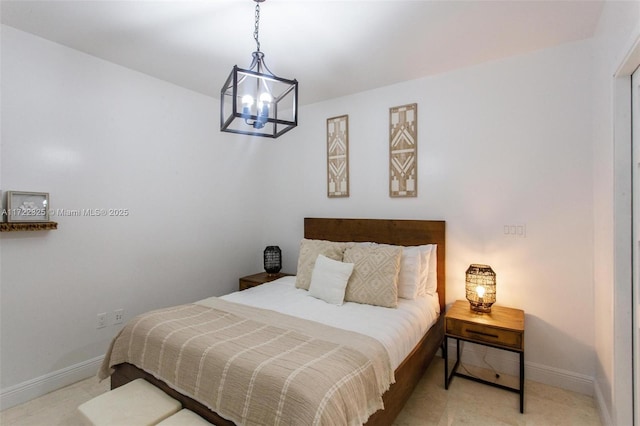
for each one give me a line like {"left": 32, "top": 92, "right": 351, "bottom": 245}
{"left": 614, "top": 32, "right": 640, "bottom": 426}
{"left": 632, "top": 64, "right": 640, "bottom": 426}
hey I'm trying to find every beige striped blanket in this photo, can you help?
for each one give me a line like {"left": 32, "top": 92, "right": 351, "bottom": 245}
{"left": 99, "top": 298, "right": 394, "bottom": 426}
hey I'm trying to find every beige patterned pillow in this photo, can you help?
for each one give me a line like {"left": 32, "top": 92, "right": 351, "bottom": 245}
{"left": 343, "top": 244, "right": 402, "bottom": 308}
{"left": 295, "top": 239, "right": 350, "bottom": 290}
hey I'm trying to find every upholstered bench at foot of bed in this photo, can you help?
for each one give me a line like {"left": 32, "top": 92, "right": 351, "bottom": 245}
{"left": 157, "top": 409, "right": 212, "bottom": 425}
{"left": 77, "top": 378, "right": 182, "bottom": 426}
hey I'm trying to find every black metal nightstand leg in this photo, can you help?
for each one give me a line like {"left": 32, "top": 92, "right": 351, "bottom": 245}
{"left": 520, "top": 351, "right": 525, "bottom": 413}
{"left": 444, "top": 337, "right": 463, "bottom": 389}
{"left": 443, "top": 336, "right": 449, "bottom": 389}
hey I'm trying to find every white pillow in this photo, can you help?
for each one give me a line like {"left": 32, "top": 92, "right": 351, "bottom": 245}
{"left": 308, "top": 254, "right": 354, "bottom": 305}
{"left": 416, "top": 245, "right": 437, "bottom": 295}
{"left": 425, "top": 245, "right": 437, "bottom": 295}
{"left": 397, "top": 246, "right": 422, "bottom": 299}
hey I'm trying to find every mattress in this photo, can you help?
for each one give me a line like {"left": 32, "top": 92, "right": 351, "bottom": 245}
{"left": 196, "top": 276, "right": 440, "bottom": 370}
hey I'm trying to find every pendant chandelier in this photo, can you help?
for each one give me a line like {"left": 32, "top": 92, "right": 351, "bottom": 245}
{"left": 220, "top": 0, "right": 298, "bottom": 138}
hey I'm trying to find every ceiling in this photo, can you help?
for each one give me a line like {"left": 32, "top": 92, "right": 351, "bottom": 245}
{"left": 1, "top": 0, "right": 604, "bottom": 106}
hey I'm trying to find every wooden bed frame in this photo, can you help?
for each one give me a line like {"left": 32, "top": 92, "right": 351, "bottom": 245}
{"left": 111, "top": 218, "right": 446, "bottom": 425}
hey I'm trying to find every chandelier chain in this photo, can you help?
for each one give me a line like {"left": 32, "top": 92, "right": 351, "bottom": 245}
{"left": 253, "top": 2, "right": 261, "bottom": 52}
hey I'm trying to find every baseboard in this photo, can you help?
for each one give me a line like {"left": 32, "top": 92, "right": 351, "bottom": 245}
{"left": 593, "top": 379, "right": 613, "bottom": 426}
{"left": 447, "top": 340, "right": 594, "bottom": 396}
{"left": 0, "top": 355, "right": 104, "bottom": 410}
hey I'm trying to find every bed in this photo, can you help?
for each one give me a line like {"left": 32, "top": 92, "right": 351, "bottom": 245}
{"left": 102, "top": 218, "right": 446, "bottom": 425}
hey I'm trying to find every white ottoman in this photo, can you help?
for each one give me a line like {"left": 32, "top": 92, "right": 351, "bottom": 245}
{"left": 156, "top": 409, "right": 212, "bottom": 425}
{"left": 77, "top": 379, "right": 181, "bottom": 426}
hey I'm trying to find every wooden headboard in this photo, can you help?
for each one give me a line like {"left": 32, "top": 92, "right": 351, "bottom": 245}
{"left": 304, "top": 218, "right": 446, "bottom": 312}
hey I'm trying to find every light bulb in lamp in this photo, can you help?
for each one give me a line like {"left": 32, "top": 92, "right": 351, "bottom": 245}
{"left": 465, "top": 264, "right": 496, "bottom": 313}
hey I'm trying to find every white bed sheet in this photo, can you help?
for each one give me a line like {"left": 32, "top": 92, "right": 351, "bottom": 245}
{"left": 196, "top": 276, "right": 440, "bottom": 370}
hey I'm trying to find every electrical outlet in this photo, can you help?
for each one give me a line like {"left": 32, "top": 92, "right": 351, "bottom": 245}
{"left": 97, "top": 312, "right": 107, "bottom": 329}
{"left": 503, "top": 224, "right": 526, "bottom": 238}
{"left": 114, "top": 309, "right": 124, "bottom": 325}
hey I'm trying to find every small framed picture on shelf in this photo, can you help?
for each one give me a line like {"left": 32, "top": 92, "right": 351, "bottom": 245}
{"left": 7, "top": 191, "right": 49, "bottom": 222}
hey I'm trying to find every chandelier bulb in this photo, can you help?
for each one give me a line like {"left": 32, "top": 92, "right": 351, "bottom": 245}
{"left": 242, "top": 95, "right": 254, "bottom": 106}
{"left": 259, "top": 93, "right": 272, "bottom": 103}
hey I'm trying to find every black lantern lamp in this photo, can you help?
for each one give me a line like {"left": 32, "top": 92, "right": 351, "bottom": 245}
{"left": 465, "top": 264, "right": 496, "bottom": 313}
{"left": 263, "top": 246, "right": 282, "bottom": 275}
{"left": 220, "top": 0, "right": 298, "bottom": 138}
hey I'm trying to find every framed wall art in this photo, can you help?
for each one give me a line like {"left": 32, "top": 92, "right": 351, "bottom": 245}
{"left": 6, "top": 191, "right": 49, "bottom": 222}
{"left": 327, "top": 114, "right": 349, "bottom": 198}
{"left": 389, "top": 103, "right": 418, "bottom": 197}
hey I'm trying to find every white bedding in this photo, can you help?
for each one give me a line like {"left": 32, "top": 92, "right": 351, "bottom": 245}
{"left": 196, "top": 276, "right": 440, "bottom": 370}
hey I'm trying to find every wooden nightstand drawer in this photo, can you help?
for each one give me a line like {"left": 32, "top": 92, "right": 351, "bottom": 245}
{"left": 446, "top": 318, "right": 523, "bottom": 350}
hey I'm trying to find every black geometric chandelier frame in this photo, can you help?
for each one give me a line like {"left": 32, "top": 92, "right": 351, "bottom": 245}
{"left": 220, "top": 0, "right": 298, "bottom": 138}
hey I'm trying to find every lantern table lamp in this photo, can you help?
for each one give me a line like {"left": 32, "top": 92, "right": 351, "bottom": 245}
{"left": 263, "top": 246, "right": 282, "bottom": 275}
{"left": 465, "top": 264, "right": 496, "bottom": 313}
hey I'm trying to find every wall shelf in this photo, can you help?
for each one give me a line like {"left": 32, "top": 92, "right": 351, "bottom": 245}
{"left": 0, "top": 222, "right": 58, "bottom": 232}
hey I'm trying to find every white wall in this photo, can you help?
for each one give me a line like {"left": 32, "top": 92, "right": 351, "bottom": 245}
{"left": 0, "top": 25, "right": 276, "bottom": 405}
{"left": 263, "top": 40, "right": 598, "bottom": 392}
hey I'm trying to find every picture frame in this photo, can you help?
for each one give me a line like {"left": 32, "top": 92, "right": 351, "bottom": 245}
{"left": 326, "top": 114, "right": 350, "bottom": 198}
{"left": 389, "top": 103, "right": 418, "bottom": 197}
{"left": 7, "top": 191, "right": 50, "bottom": 222}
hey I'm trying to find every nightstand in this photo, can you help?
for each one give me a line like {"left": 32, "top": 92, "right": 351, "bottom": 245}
{"left": 239, "top": 272, "right": 292, "bottom": 291}
{"left": 444, "top": 300, "right": 525, "bottom": 413}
